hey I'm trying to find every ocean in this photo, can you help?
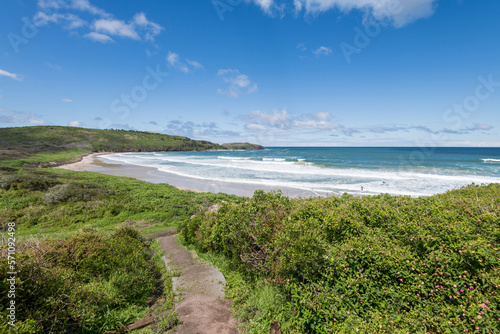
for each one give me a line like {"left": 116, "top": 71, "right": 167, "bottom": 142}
{"left": 103, "top": 147, "right": 500, "bottom": 197}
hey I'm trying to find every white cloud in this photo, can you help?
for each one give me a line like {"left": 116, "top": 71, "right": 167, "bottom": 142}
{"left": 84, "top": 32, "right": 114, "bottom": 43}
{"left": 292, "top": 119, "right": 341, "bottom": 130}
{"left": 45, "top": 62, "right": 63, "bottom": 71}
{"left": 94, "top": 18, "right": 140, "bottom": 40}
{"left": 470, "top": 123, "right": 492, "bottom": 131}
{"left": 38, "top": 0, "right": 67, "bottom": 10}
{"left": 245, "top": 123, "right": 268, "bottom": 131}
{"left": 61, "top": 98, "right": 73, "bottom": 102}
{"left": 313, "top": 112, "right": 334, "bottom": 121}
{"left": 34, "top": 12, "right": 87, "bottom": 29}
{"left": 253, "top": 0, "right": 274, "bottom": 13}
{"left": 247, "top": 84, "right": 259, "bottom": 93}
{"left": 36, "top": 0, "right": 163, "bottom": 42}
{"left": 166, "top": 51, "right": 179, "bottom": 64}
{"left": 244, "top": 109, "right": 292, "bottom": 129}
{"left": 440, "top": 140, "right": 500, "bottom": 148}
{"left": 245, "top": 0, "right": 439, "bottom": 27}
{"left": 243, "top": 109, "right": 495, "bottom": 137}
{"left": 71, "top": 0, "right": 109, "bottom": 17}
{"left": 165, "top": 120, "right": 239, "bottom": 138}
{"left": 133, "top": 12, "right": 163, "bottom": 41}
{"left": 439, "top": 123, "right": 494, "bottom": 135}
{"left": 313, "top": 46, "right": 332, "bottom": 56}
{"left": 217, "top": 87, "right": 240, "bottom": 98}
{"left": 133, "top": 12, "right": 150, "bottom": 25}
{"left": 69, "top": 120, "right": 81, "bottom": 126}
{"left": 217, "top": 69, "right": 259, "bottom": 98}
{"left": 0, "top": 108, "right": 47, "bottom": 125}
{"left": 92, "top": 13, "right": 162, "bottom": 41}
{"left": 296, "top": 43, "right": 307, "bottom": 51}
{"left": 0, "top": 69, "right": 23, "bottom": 81}
{"left": 217, "top": 69, "right": 236, "bottom": 77}
{"left": 242, "top": 109, "right": 432, "bottom": 136}
{"left": 233, "top": 75, "right": 251, "bottom": 87}
{"left": 293, "top": 0, "right": 439, "bottom": 27}
{"left": 186, "top": 59, "right": 204, "bottom": 70}
{"left": 167, "top": 51, "right": 203, "bottom": 73}
{"left": 294, "top": 0, "right": 303, "bottom": 12}
{"left": 38, "top": 0, "right": 108, "bottom": 16}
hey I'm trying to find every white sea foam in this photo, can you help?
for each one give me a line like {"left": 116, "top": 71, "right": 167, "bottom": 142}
{"left": 217, "top": 156, "right": 251, "bottom": 160}
{"left": 263, "top": 158, "right": 286, "bottom": 162}
{"left": 103, "top": 152, "right": 500, "bottom": 197}
{"left": 483, "top": 158, "right": 500, "bottom": 163}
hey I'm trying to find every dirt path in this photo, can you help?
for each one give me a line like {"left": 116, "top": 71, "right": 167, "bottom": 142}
{"left": 158, "top": 235, "right": 238, "bottom": 334}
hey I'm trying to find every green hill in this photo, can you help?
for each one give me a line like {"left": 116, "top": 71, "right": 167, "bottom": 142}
{"left": 222, "top": 142, "right": 265, "bottom": 150}
{"left": 0, "top": 126, "right": 226, "bottom": 167}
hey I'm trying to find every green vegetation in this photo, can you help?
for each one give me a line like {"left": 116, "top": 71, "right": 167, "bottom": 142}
{"left": 2, "top": 125, "right": 499, "bottom": 333}
{"left": 0, "top": 166, "right": 240, "bottom": 332}
{"left": 181, "top": 186, "right": 500, "bottom": 333}
{"left": 0, "top": 167, "right": 240, "bottom": 238}
{"left": 1, "top": 227, "right": 158, "bottom": 333}
{"left": 222, "top": 142, "right": 265, "bottom": 150}
{"left": 0, "top": 126, "right": 263, "bottom": 333}
{"left": 2, "top": 160, "right": 499, "bottom": 333}
{"left": 0, "top": 126, "right": 226, "bottom": 167}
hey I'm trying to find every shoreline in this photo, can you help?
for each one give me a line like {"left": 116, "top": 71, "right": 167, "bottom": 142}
{"left": 56, "top": 153, "right": 338, "bottom": 198}
{"left": 55, "top": 152, "right": 207, "bottom": 194}
{"left": 54, "top": 152, "right": 116, "bottom": 171}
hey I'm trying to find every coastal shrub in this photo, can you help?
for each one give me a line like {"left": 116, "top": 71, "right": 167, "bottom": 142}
{"left": 0, "top": 174, "right": 18, "bottom": 190}
{"left": 0, "top": 229, "right": 159, "bottom": 333}
{"left": 184, "top": 191, "right": 331, "bottom": 282}
{"left": 184, "top": 191, "right": 298, "bottom": 275}
{"left": 43, "top": 182, "right": 114, "bottom": 205}
{"left": 0, "top": 167, "right": 17, "bottom": 172}
{"left": 181, "top": 184, "right": 500, "bottom": 333}
{"left": 0, "top": 240, "right": 71, "bottom": 333}
{"left": 0, "top": 171, "right": 61, "bottom": 191}
{"left": 113, "top": 225, "right": 143, "bottom": 241}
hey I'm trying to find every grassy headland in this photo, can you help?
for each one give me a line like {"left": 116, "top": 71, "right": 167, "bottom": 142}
{"left": 0, "top": 126, "right": 262, "bottom": 168}
{"left": 222, "top": 142, "right": 265, "bottom": 150}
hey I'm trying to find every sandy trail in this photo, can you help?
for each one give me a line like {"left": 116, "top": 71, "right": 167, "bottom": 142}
{"left": 158, "top": 235, "right": 238, "bottom": 334}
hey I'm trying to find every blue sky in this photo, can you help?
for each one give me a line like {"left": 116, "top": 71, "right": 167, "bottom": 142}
{"left": 1, "top": 0, "right": 500, "bottom": 146}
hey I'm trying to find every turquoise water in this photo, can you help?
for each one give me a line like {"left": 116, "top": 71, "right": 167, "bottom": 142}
{"left": 105, "top": 147, "right": 500, "bottom": 197}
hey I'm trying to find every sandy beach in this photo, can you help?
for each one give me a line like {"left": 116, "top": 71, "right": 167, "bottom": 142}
{"left": 54, "top": 152, "right": 116, "bottom": 171}
{"left": 56, "top": 153, "right": 331, "bottom": 198}
{"left": 55, "top": 153, "right": 207, "bottom": 193}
